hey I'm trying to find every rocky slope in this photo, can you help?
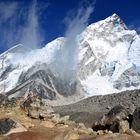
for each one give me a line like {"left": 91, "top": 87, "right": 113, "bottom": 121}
{"left": 0, "top": 14, "right": 140, "bottom": 104}
{"left": 54, "top": 89, "right": 140, "bottom": 127}
{"left": 0, "top": 94, "right": 140, "bottom": 140}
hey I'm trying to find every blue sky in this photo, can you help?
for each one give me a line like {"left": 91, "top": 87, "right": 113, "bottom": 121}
{"left": 0, "top": 0, "right": 140, "bottom": 53}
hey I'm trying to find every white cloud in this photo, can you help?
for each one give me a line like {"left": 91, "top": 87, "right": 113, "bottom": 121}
{"left": 0, "top": 0, "right": 49, "bottom": 50}
{"left": 21, "top": 0, "right": 40, "bottom": 49}
{"left": 0, "top": 2, "right": 18, "bottom": 22}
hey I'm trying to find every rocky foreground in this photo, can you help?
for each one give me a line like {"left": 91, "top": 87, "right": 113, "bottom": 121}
{"left": 1, "top": 90, "right": 140, "bottom": 139}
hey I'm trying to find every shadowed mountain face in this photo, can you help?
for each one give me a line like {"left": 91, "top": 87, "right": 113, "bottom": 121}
{"left": 0, "top": 14, "right": 140, "bottom": 104}
{"left": 5, "top": 63, "right": 80, "bottom": 101}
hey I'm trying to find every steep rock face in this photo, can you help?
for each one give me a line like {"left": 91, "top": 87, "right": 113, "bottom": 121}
{"left": 0, "top": 14, "right": 140, "bottom": 101}
{"left": 5, "top": 63, "right": 79, "bottom": 100}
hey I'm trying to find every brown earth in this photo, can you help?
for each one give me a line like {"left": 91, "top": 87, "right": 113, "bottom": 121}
{"left": 1, "top": 127, "right": 140, "bottom": 140}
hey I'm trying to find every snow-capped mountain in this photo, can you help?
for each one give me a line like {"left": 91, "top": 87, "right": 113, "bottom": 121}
{"left": 77, "top": 13, "right": 140, "bottom": 96}
{"left": 0, "top": 13, "right": 140, "bottom": 104}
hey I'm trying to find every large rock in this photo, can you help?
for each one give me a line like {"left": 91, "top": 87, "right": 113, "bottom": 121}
{"left": 131, "top": 107, "right": 140, "bottom": 133}
{"left": 0, "top": 94, "right": 17, "bottom": 108}
{"left": 92, "top": 105, "right": 129, "bottom": 133}
{"left": 102, "top": 105, "right": 129, "bottom": 125}
{"left": 0, "top": 118, "right": 16, "bottom": 135}
{"left": 119, "top": 120, "right": 129, "bottom": 133}
{"left": 21, "top": 95, "right": 54, "bottom": 119}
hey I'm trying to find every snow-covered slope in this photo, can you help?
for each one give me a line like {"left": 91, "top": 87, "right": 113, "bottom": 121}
{"left": 0, "top": 13, "right": 140, "bottom": 101}
{"left": 0, "top": 37, "right": 65, "bottom": 93}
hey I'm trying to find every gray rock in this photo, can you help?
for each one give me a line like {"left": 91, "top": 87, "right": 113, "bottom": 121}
{"left": 119, "top": 120, "right": 129, "bottom": 133}
{"left": 21, "top": 95, "right": 54, "bottom": 119}
{"left": 92, "top": 105, "right": 129, "bottom": 133}
{"left": 0, "top": 94, "right": 18, "bottom": 108}
{"left": 51, "top": 114, "right": 60, "bottom": 124}
{"left": 0, "top": 118, "right": 16, "bottom": 135}
{"left": 132, "top": 107, "right": 140, "bottom": 133}
{"left": 102, "top": 105, "right": 129, "bottom": 125}
{"left": 28, "top": 109, "right": 40, "bottom": 119}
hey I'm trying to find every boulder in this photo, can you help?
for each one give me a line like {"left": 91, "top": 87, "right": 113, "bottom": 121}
{"left": 102, "top": 105, "right": 129, "bottom": 125}
{"left": 0, "top": 118, "right": 16, "bottom": 135}
{"left": 51, "top": 114, "right": 72, "bottom": 125}
{"left": 0, "top": 94, "right": 17, "bottom": 108}
{"left": 28, "top": 109, "right": 40, "bottom": 119}
{"left": 51, "top": 114, "right": 60, "bottom": 124}
{"left": 59, "top": 115, "right": 70, "bottom": 124}
{"left": 92, "top": 105, "right": 130, "bottom": 133}
{"left": 119, "top": 120, "right": 129, "bottom": 133}
{"left": 21, "top": 95, "right": 54, "bottom": 119}
{"left": 131, "top": 107, "right": 140, "bottom": 133}
{"left": 0, "top": 94, "right": 9, "bottom": 107}
{"left": 75, "top": 123, "right": 94, "bottom": 135}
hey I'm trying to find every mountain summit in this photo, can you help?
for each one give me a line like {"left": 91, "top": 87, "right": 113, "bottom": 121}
{"left": 0, "top": 14, "right": 140, "bottom": 105}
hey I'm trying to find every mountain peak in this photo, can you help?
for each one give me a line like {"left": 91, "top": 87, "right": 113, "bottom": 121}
{"left": 106, "top": 13, "right": 127, "bottom": 30}
{"left": 111, "top": 13, "right": 120, "bottom": 19}
{"left": 84, "top": 13, "right": 128, "bottom": 36}
{"left": 107, "top": 13, "right": 121, "bottom": 21}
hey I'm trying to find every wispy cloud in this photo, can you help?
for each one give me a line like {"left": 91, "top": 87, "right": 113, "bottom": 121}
{"left": 21, "top": 0, "right": 40, "bottom": 49}
{"left": 0, "top": 0, "right": 49, "bottom": 50}
{"left": 52, "top": 0, "right": 96, "bottom": 81}
{"left": 0, "top": 1, "right": 19, "bottom": 49}
{"left": 0, "top": 2, "right": 18, "bottom": 22}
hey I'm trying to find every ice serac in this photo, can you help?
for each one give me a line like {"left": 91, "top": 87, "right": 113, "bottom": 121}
{"left": 0, "top": 13, "right": 140, "bottom": 103}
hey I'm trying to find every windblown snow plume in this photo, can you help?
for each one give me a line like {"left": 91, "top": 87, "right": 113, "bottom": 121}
{"left": 0, "top": 1, "right": 19, "bottom": 49}
{"left": 21, "top": 1, "right": 40, "bottom": 49}
{"left": 52, "top": 2, "right": 95, "bottom": 82}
